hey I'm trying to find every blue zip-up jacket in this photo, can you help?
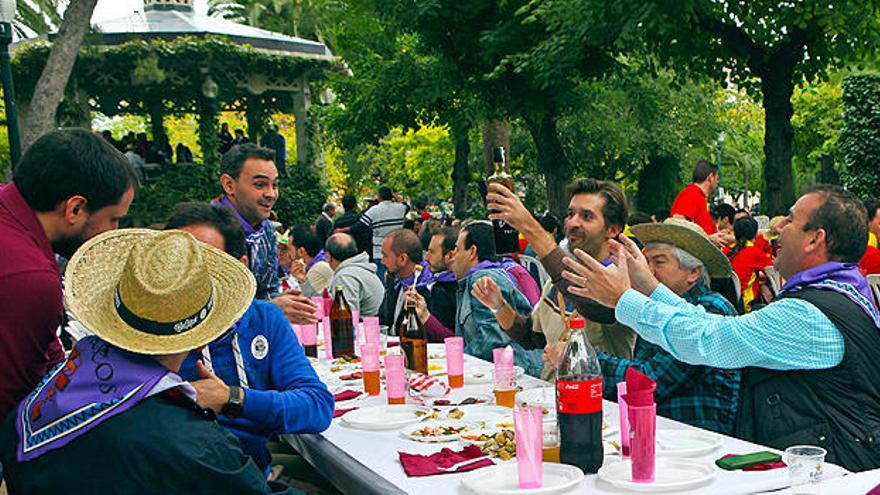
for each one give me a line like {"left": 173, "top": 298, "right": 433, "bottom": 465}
{"left": 179, "top": 300, "right": 333, "bottom": 471}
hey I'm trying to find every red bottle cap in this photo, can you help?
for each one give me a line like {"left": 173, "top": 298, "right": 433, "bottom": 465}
{"left": 568, "top": 317, "right": 586, "bottom": 329}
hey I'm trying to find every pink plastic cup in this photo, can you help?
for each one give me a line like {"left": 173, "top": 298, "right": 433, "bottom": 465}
{"left": 291, "top": 323, "right": 302, "bottom": 343}
{"left": 514, "top": 406, "right": 543, "bottom": 488}
{"left": 384, "top": 354, "right": 406, "bottom": 404}
{"left": 322, "top": 316, "right": 333, "bottom": 359}
{"left": 311, "top": 297, "right": 325, "bottom": 320}
{"left": 364, "top": 317, "right": 380, "bottom": 344}
{"left": 322, "top": 296, "right": 332, "bottom": 316}
{"left": 493, "top": 347, "right": 515, "bottom": 388}
{"left": 617, "top": 382, "right": 630, "bottom": 460}
{"left": 444, "top": 337, "right": 465, "bottom": 388}
{"left": 628, "top": 403, "right": 656, "bottom": 483}
{"left": 300, "top": 323, "right": 317, "bottom": 346}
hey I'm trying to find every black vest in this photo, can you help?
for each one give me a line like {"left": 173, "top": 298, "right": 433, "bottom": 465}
{"left": 735, "top": 288, "right": 880, "bottom": 472}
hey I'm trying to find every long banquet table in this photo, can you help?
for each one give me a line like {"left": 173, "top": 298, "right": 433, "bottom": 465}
{"left": 284, "top": 346, "right": 848, "bottom": 495}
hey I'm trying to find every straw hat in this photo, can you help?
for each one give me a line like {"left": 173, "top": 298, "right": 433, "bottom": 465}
{"left": 65, "top": 229, "right": 256, "bottom": 355}
{"left": 630, "top": 218, "right": 733, "bottom": 278}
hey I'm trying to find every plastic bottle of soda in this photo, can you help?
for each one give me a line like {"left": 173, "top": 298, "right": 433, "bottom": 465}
{"left": 556, "top": 317, "right": 603, "bottom": 473}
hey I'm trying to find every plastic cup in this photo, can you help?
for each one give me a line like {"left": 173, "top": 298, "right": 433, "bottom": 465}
{"left": 361, "top": 343, "right": 381, "bottom": 396}
{"left": 628, "top": 403, "right": 656, "bottom": 483}
{"left": 617, "top": 382, "right": 630, "bottom": 460}
{"left": 311, "top": 297, "right": 325, "bottom": 320}
{"left": 290, "top": 323, "right": 302, "bottom": 343}
{"left": 786, "top": 445, "right": 826, "bottom": 494}
{"left": 445, "top": 337, "right": 464, "bottom": 388}
{"left": 384, "top": 354, "right": 407, "bottom": 404}
{"left": 514, "top": 406, "right": 543, "bottom": 488}
{"left": 300, "top": 323, "right": 317, "bottom": 346}
{"left": 322, "top": 316, "right": 333, "bottom": 359}
{"left": 364, "top": 318, "right": 381, "bottom": 345}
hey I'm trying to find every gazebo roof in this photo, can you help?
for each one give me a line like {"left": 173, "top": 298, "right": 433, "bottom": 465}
{"left": 89, "top": 0, "right": 334, "bottom": 61}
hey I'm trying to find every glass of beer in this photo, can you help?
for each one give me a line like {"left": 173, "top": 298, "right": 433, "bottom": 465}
{"left": 542, "top": 421, "right": 561, "bottom": 463}
{"left": 361, "top": 343, "right": 381, "bottom": 396}
{"left": 493, "top": 347, "right": 516, "bottom": 407}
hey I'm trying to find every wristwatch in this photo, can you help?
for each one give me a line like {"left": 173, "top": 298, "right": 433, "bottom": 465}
{"left": 490, "top": 301, "right": 506, "bottom": 314}
{"left": 221, "top": 386, "right": 244, "bottom": 418}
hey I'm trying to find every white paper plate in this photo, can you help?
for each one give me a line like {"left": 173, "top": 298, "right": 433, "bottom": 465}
{"left": 457, "top": 406, "right": 513, "bottom": 426}
{"left": 466, "top": 366, "right": 525, "bottom": 384}
{"left": 657, "top": 430, "right": 723, "bottom": 457}
{"left": 400, "top": 421, "right": 476, "bottom": 443}
{"left": 341, "top": 405, "right": 427, "bottom": 430}
{"left": 461, "top": 463, "right": 584, "bottom": 495}
{"left": 597, "top": 458, "right": 716, "bottom": 492}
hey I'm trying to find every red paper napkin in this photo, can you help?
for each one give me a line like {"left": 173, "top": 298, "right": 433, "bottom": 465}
{"left": 623, "top": 367, "right": 656, "bottom": 406}
{"left": 333, "top": 407, "right": 358, "bottom": 418}
{"left": 334, "top": 390, "right": 362, "bottom": 402}
{"left": 720, "top": 454, "right": 786, "bottom": 471}
{"left": 398, "top": 445, "right": 493, "bottom": 477}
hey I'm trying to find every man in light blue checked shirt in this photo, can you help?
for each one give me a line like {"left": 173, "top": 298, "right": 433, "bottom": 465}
{"left": 560, "top": 185, "right": 880, "bottom": 472}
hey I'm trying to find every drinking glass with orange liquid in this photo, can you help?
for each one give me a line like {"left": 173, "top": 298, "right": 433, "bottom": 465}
{"left": 493, "top": 347, "right": 517, "bottom": 408}
{"left": 542, "top": 422, "right": 561, "bottom": 463}
{"left": 361, "top": 343, "right": 381, "bottom": 396}
{"left": 445, "top": 337, "right": 465, "bottom": 388}
{"left": 385, "top": 353, "right": 407, "bottom": 405}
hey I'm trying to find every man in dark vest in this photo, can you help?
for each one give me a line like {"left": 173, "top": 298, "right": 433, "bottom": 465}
{"left": 556, "top": 184, "right": 880, "bottom": 472}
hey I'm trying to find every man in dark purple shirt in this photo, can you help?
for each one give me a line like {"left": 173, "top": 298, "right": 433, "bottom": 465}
{"left": 0, "top": 129, "right": 138, "bottom": 419}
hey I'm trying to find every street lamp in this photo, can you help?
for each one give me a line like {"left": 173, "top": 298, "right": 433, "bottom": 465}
{"left": 0, "top": 0, "right": 20, "bottom": 169}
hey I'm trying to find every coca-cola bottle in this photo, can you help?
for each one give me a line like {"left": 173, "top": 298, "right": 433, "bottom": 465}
{"left": 556, "top": 317, "right": 603, "bottom": 473}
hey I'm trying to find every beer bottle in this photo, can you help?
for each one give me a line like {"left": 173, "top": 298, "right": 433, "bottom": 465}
{"left": 329, "top": 286, "right": 355, "bottom": 358}
{"left": 556, "top": 317, "right": 603, "bottom": 473}
{"left": 487, "top": 146, "right": 520, "bottom": 255}
{"left": 399, "top": 298, "right": 428, "bottom": 374}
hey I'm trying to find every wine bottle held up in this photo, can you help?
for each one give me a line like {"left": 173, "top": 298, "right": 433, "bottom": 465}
{"left": 556, "top": 317, "right": 604, "bottom": 474}
{"left": 329, "top": 286, "right": 355, "bottom": 358}
{"left": 399, "top": 290, "right": 427, "bottom": 374}
{"left": 487, "top": 146, "right": 520, "bottom": 255}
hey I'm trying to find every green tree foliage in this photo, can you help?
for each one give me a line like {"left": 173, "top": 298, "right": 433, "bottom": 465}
{"left": 792, "top": 77, "right": 843, "bottom": 192}
{"left": 532, "top": 0, "right": 880, "bottom": 214}
{"left": 126, "top": 164, "right": 220, "bottom": 227}
{"left": 274, "top": 164, "right": 329, "bottom": 227}
{"left": 840, "top": 74, "right": 880, "bottom": 199}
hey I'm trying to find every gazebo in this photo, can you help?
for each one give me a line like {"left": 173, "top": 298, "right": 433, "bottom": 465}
{"left": 12, "top": 0, "right": 338, "bottom": 167}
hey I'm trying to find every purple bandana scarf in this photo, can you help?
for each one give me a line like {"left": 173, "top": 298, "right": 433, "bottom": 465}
{"left": 780, "top": 262, "right": 880, "bottom": 328}
{"left": 433, "top": 269, "right": 457, "bottom": 284}
{"left": 307, "top": 250, "right": 328, "bottom": 272}
{"left": 16, "top": 336, "right": 172, "bottom": 462}
{"left": 462, "top": 260, "right": 517, "bottom": 286}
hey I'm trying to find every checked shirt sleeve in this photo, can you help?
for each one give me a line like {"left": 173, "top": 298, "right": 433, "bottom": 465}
{"left": 599, "top": 344, "right": 702, "bottom": 403}
{"left": 615, "top": 285, "right": 844, "bottom": 371}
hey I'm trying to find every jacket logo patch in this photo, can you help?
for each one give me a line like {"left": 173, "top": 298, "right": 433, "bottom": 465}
{"left": 251, "top": 335, "right": 269, "bottom": 360}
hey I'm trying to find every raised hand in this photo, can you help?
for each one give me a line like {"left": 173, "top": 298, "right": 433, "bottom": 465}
{"left": 561, "top": 244, "right": 632, "bottom": 308}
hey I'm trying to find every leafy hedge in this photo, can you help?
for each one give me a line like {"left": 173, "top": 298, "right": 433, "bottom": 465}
{"left": 841, "top": 74, "right": 880, "bottom": 199}
{"left": 125, "top": 162, "right": 329, "bottom": 229}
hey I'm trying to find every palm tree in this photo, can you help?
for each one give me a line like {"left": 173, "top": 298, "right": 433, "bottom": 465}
{"left": 207, "top": 0, "right": 335, "bottom": 44}
{"left": 14, "top": 0, "right": 65, "bottom": 38}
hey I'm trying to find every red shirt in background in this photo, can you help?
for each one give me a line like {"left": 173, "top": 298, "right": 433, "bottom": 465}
{"left": 754, "top": 234, "right": 772, "bottom": 255}
{"left": 860, "top": 246, "right": 880, "bottom": 276}
{"left": 730, "top": 244, "right": 774, "bottom": 311}
{"left": 670, "top": 183, "right": 717, "bottom": 235}
{"left": 0, "top": 183, "right": 65, "bottom": 419}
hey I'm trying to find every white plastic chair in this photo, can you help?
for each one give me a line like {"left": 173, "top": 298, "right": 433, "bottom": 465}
{"left": 519, "top": 254, "right": 549, "bottom": 288}
{"left": 764, "top": 266, "right": 783, "bottom": 296}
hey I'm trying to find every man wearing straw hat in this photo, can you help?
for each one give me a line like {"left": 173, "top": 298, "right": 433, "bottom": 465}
{"left": 0, "top": 229, "right": 296, "bottom": 493}
{"left": 0, "top": 129, "right": 138, "bottom": 422}
{"left": 165, "top": 203, "right": 333, "bottom": 476}
{"left": 560, "top": 185, "right": 880, "bottom": 472}
{"left": 552, "top": 219, "right": 741, "bottom": 434}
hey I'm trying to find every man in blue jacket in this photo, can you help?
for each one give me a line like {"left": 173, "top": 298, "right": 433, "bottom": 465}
{"left": 165, "top": 203, "right": 334, "bottom": 473}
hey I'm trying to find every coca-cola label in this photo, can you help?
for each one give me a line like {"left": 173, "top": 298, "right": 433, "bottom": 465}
{"left": 556, "top": 379, "right": 602, "bottom": 414}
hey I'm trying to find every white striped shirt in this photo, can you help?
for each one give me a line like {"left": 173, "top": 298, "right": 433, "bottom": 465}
{"left": 359, "top": 200, "right": 408, "bottom": 259}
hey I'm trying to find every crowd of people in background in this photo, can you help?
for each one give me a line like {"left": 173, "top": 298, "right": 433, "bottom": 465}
{"left": 2, "top": 130, "right": 880, "bottom": 494}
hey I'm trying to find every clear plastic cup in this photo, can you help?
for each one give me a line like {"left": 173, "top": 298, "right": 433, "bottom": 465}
{"left": 514, "top": 406, "right": 543, "bottom": 488}
{"left": 786, "top": 445, "right": 826, "bottom": 494}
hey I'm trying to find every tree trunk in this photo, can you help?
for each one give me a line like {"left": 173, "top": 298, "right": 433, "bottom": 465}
{"left": 636, "top": 155, "right": 682, "bottom": 213}
{"left": 21, "top": 0, "right": 99, "bottom": 151}
{"left": 819, "top": 154, "right": 839, "bottom": 185}
{"left": 523, "top": 111, "right": 572, "bottom": 219}
{"left": 246, "top": 94, "right": 264, "bottom": 144}
{"left": 481, "top": 118, "right": 509, "bottom": 177}
{"left": 760, "top": 60, "right": 796, "bottom": 216}
{"left": 451, "top": 119, "right": 471, "bottom": 219}
{"left": 148, "top": 99, "right": 165, "bottom": 142}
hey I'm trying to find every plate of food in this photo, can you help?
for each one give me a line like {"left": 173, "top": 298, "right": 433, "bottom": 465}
{"left": 460, "top": 428, "right": 507, "bottom": 447}
{"left": 473, "top": 428, "right": 517, "bottom": 461}
{"left": 341, "top": 405, "right": 428, "bottom": 430}
{"left": 338, "top": 371, "right": 363, "bottom": 381}
{"left": 466, "top": 366, "right": 525, "bottom": 385}
{"left": 400, "top": 422, "right": 476, "bottom": 443}
{"left": 427, "top": 394, "right": 493, "bottom": 409}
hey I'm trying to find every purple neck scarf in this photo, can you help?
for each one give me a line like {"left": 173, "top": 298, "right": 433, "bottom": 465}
{"left": 307, "top": 250, "right": 328, "bottom": 272}
{"left": 394, "top": 261, "right": 434, "bottom": 292}
{"left": 781, "top": 262, "right": 880, "bottom": 327}
{"left": 16, "top": 336, "right": 173, "bottom": 462}
{"left": 213, "top": 195, "right": 264, "bottom": 237}
{"left": 461, "top": 260, "right": 517, "bottom": 287}
{"left": 433, "top": 269, "right": 457, "bottom": 284}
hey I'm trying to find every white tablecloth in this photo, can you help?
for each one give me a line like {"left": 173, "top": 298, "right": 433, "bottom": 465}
{"left": 288, "top": 346, "right": 849, "bottom": 494}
